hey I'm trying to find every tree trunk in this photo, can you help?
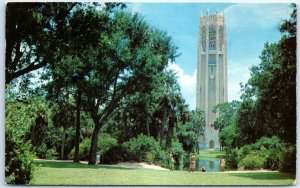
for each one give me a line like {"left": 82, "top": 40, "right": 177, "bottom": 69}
{"left": 88, "top": 121, "right": 102, "bottom": 165}
{"left": 61, "top": 127, "right": 66, "bottom": 159}
{"left": 73, "top": 89, "right": 81, "bottom": 162}
{"left": 160, "top": 107, "right": 168, "bottom": 147}
{"left": 166, "top": 117, "right": 174, "bottom": 148}
{"left": 146, "top": 118, "right": 150, "bottom": 136}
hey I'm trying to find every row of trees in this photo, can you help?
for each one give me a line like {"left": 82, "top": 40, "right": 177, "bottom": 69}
{"left": 213, "top": 4, "right": 296, "bottom": 173}
{"left": 5, "top": 3, "right": 206, "bottom": 184}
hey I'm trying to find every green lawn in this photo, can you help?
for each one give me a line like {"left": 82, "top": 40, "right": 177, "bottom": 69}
{"left": 197, "top": 150, "right": 225, "bottom": 159}
{"left": 30, "top": 160, "right": 296, "bottom": 185}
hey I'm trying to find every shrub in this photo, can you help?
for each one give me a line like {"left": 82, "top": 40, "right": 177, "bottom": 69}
{"left": 70, "top": 138, "right": 91, "bottom": 160}
{"left": 225, "top": 148, "right": 241, "bottom": 169}
{"left": 123, "top": 134, "right": 161, "bottom": 162}
{"left": 253, "top": 136, "right": 283, "bottom": 150}
{"left": 170, "top": 141, "right": 185, "bottom": 156}
{"left": 225, "top": 137, "right": 287, "bottom": 171}
{"left": 145, "top": 152, "right": 155, "bottom": 164}
{"left": 5, "top": 132, "right": 35, "bottom": 184}
{"left": 101, "top": 145, "right": 127, "bottom": 164}
{"left": 279, "top": 145, "right": 296, "bottom": 173}
{"left": 239, "top": 144, "right": 252, "bottom": 158}
{"left": 98, "top": 133, "right": 118, "bottom": 156}
{"left": 154, "top": 150, "right": 169, "bottom": 168}
{"left": 238, "top": 152, "right": 265, "bottom": 170}
{"left": 70, "top": 134, "right": 118, "bottom": 161}
{"left": 35, "top": 143, "right": 58, "bottom": 159}
{"left": 251, "top": 137, "right": 285, "bottom": 170}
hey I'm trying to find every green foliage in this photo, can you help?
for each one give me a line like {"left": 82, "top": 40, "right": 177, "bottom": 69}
{"left": 213, "top": 101, "right": 240, "bottom": 131}
{"left": 6, "top": 3, "right": 80, "bottom": 84}
{"left": 236, "top": 4, "right": 296, "bottom": 147}
{"left": 101, "top": 145, "right": 127, "bottom": 164}
{"left": 170, "top": 141, "right": 184, "bottom": 156}
{"left": 70, "top": 139, "right": 91, "bottom": 160}
{"left": 145, "top": 152, "right": 156, "bottom": 164}
{"left": 6, "top": 97, "right": 45, "bottom": 140}
{"left": 35, "top": 143, "right": 58, "bottom": 160}
{"left": 279, "top": 145, "right": 296, "bottom": 173}
{"left": 5, "top": 132, "right": 35, "bottom": 184}
{"left": 235, "top": 100, "right": 258, "bottom": 146}
{"left": 219, "top": 124, "right": 237, "bottom": 149}
{"left": 123, "top": 134, "right": 161, "bottom": 162}
{"left": 177, "top": 109, "right": 205, "bottom": 153}
{"left": 213, "top": 101, "right": 240, "bottom": 149}
{"left": 5, "top": 94, "right": 55, "bottom": 184}
{"left": 155, "top": 150, "right": 170, "bottom": 168}
{"left": 238, "top": 152, "right": 265, "bottom": 170}
{"left": 225, "top": 148, "right": 241, "bottom": 169}
{"left": 70, "top": 134, "right": 117, "bottom": 161}
{"left": 97, "top": 133, "right": 118, "bottom": 156}
{"left": 226, "top": 136, "right": 286, "bottom": 170}
{"left": 253, "top": 136, "right": 284, "bottom": 170}
{"left": 222, "top": 5, "right": 297, "bottom": 173}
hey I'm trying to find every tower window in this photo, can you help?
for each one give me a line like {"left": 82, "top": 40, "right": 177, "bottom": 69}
{"left": 208, "top": 54, "right": 216, "bottom": 64}
{"left": 209, "top": 25, "right": 216, "bottom": 50}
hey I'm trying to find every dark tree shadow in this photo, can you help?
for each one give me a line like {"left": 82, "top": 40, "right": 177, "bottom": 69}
{"left": 35, "top": 160, "right": 135, "bottom": 170}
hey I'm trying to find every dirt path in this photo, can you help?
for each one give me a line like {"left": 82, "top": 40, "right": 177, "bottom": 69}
{"left": 99, "top": 162, "right": 169, "bottom": 171}
{"left": 36, "top": 159, "right": 277, "bottom": 173}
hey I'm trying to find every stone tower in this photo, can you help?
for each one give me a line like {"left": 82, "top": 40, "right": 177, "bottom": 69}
{"left": 196, "top": 11, "right": 228, "bottom": 149}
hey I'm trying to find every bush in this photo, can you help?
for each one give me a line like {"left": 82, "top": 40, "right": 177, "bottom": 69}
{"left": 35, "top": 143, "right": 58, "bottom": 159}
{"left": 248, "top": 137, "right": 285, "bottom": 170}
{"left": 253, "top": 136, "right": 283, "bottom": 150}
{"left": 279, "top": 145, "right": 296, "bottom": 173}
{"left": 145, "top": 152, "right": 156, "bottom": 164}
{"left": 226, "top": 137, "right": 286, "bottom": 170}
{"left": 238, "top": 152, "right": 265, "bottom": 170}
{"left": 170, "top": 141, "right": 184, "bottom": 156}
{"left": 123, "top": 134, "right": 161, "bottom": 162}
{"left": 101, "top": 145, "right": 127, "bottom": 164}
{"left": 5, "top": 132, "right": 35, "bottom": 184}
{"left": 98, "top": 133, "right": 118, "bottom": 156}
{"left": 225, "top": 148, "right": 242, "bottom": 169}
{"left": 70, "top": 138, "right": 91, "bottom": 160}
{"left": 70, "top": 134, "right": 118, "bottom": 161}
{"left": 154, "top": 150, "right": 169, "bottom": 168}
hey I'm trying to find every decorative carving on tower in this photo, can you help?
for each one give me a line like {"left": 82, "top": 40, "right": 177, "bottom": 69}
{"left": 208, "top": 25, "right": 216, "bottom": 50}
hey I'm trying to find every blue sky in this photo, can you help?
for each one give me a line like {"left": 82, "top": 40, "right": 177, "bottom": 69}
{"left": 127, "top": 3, "right": 292, "bottom": 110}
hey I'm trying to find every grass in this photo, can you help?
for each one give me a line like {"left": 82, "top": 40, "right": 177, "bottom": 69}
{"left": 197, "top": 150, "right": 225, "bottom": 159}
{"left": 30, "top": 160, "right": 296, "bottom": 185}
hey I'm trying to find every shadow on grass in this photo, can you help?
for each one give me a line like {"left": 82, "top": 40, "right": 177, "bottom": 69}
{"left": 35, "top": 160, "right": 134, "bottom": 170}
{"left": 229, "top": 172, "right": 296, "bottom": 180}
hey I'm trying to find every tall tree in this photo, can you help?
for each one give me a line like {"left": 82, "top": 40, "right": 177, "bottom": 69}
{"left": 52, "top": 102, "right": 76, "bottom": 159}
{"left": 81, "top": 11, "right": 178, "bottom": 164}
{"left": 238, "top": 4, "right": 296, "bottom": 145}
{"left": 6, "top": 3, "right": 78, "bottom": 84}
{"left": 213, "top": 101, "right": 240, "bottom": 150}
{"left": 177, "top": 109, "right": 205, "bottom": 153}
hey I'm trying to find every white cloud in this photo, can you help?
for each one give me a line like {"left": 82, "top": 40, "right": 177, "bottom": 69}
{"left": 167, "top": 63, "right": 197, "bottom": 110}
{"left": 167, "top": 57, "right": 259, "bottom": 109}
{"left": 227, "top": 58, "right": 261, "bottom": 101}
{"left": 227, "top": 62, "right": 250, "bottom": 102}
{"left": 225, "top": 3, "right": 291, "bottom": 31}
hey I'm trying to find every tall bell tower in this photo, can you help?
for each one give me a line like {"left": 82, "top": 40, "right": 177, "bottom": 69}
{"left": 196, "top": 10, "right": 228, "bottom": 149}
